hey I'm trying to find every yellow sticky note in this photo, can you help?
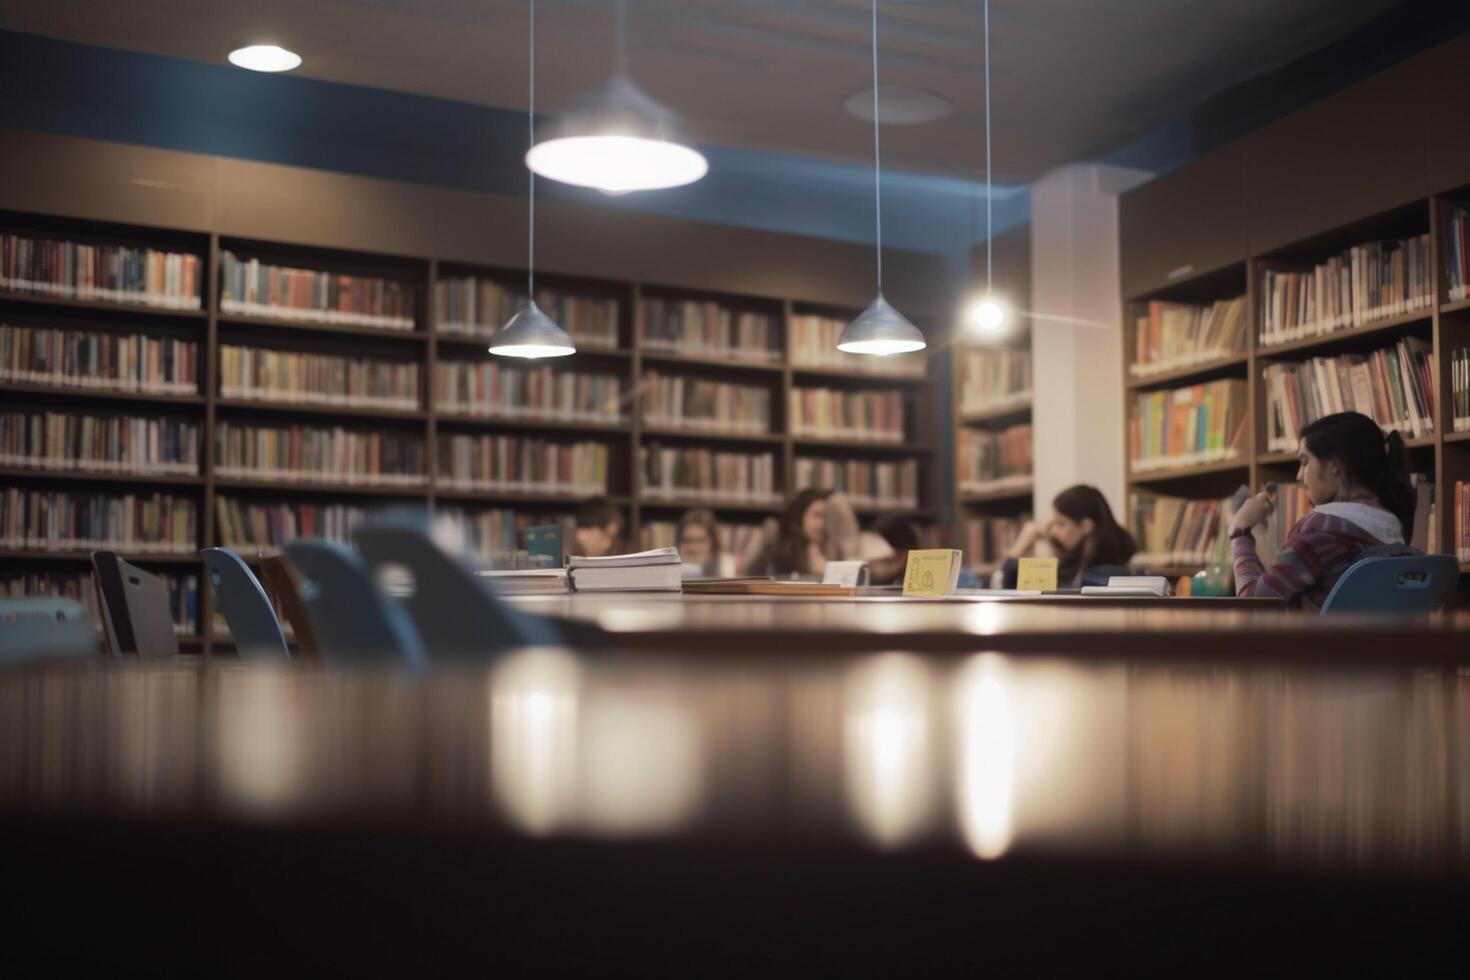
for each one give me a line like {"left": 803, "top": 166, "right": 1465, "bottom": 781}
{"left": 1017, "top": 556, "right": 1059, "bottom": 591}
{"left": 902, "top": 549, "right": 962, "bottom": 596}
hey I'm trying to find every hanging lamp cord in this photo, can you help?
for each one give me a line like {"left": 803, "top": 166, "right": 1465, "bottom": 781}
{"left": 984, "top": 0, "right": 992, "bottom": 295}
{"left": 872, "top": 0, "right": 882, "bottom": 294}
{"left": 527, "top": 0, "right": 537, "bottom": 300}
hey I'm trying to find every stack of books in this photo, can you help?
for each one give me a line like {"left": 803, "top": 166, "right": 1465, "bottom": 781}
{"left": 569, "top": 547, "right": 682, "bottom": 592}
{"left": 1263, "top": 338, "right": 1435, "bottom": 449}
{"left": 958, "top": 424, "right": 1032, "bottom": 492}
{"left": 216, "top": 498, "right": 369, "bottom": 550}
{"left": 0, "top": 488, "right": 197, "bottom": 553}
{"left": 795, "top": 457, "right": 918, "bottom": 508}
{"left": 1131, "top": 297, "right": 1247, "bottom": 376}
{"left": 1259, "top": 233, "right": 1432, "bottom": 347}
{"left": 789, "top": 387, "right": 904, "bottom": 442}
{"left": 0, "top": 324, "right": 198, "bottom": 395}
{"left": 959, "top": 348, "right": 1031, "bottom": 414}
{"left": 789, "top": 314, "right": 925, "bottom": 376}
{"left": 437, "top": 435, "right": 609, "bottom": 496}
{"left": 640, "top": 445, "right": 778, "bottom": 504}
{"left": 219, "top": 252, "right": 415, "bottom": 330}
{"left": 476, "top": 567, "right": 571, "bottom": 595}
{"left": 642, "top": 371, "right": 771, "bottom": 434}
{"left": 1129, "top": 492, "right": 1230, "bottom": 568}
{"left": 1129, "top": 379, "right": 1246, "bottom": 472}
{"left": 0, "top": 233, "right": 202, "bottom": 309}
{"left": 219, "top": 344, "right": 420, "bottom": 411}
{"left": 213, "top": 421, "right": 427, "bottom": 486}
{"left": 0, "top": 410, "right": 199, "bottom": 476}
{"left": 435, "top": 276, "right": 619, "bottom": 349}
{"left": 640, "top": 298, "right": 779, "bottom": 362}
{"left": 436, "top": 361, "right": 624, "bottom": 424}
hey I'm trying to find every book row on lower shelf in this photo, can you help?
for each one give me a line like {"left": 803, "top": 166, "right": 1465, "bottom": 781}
{"left": 1130, "top": 492, "right": 1235, "bottom": 569}
{"left": 0, "top": 410, "right": 199, "bottom": 475}
{"left": 435, "top": 276, "right": 619, "bottom": 348}
{"left": 1130, "top": 296, "right": 1247, "bottom": 377}
{"left": 1, "top": 323, "right": 199, "bottom": 394}
{"left": 1263, "top": 337, "right": 1435, "bottom": 450}
{"left": 958, "top": 348, "right": 1031, "bottom": 413}
{"left": 1258, "top": 233, "right": 1432, "bottom": 347}
{"left": 435, "top": 361, "right": 625, "bottom": 424}
{"left": 1130, "top": 378, "right": 1246, "bottom": 473}
{"left": 640, "top": 446, "right": 778, "bottom": 504}
{"left": 1447, "top": 207, "right": 1470, "bottom": 302}
{"left": 219, "top": 251, "right": 415, "bottom": 330}
{"left": 2, "top": 570, "right": 199, "bottom": 637}
{"left": 640, "top": 298, "right": 779, "bottom": 362}
{"left": 1457, "top": 481, "right": 1470, "bottom": 563}
{"left": 789, "top": 387, "right": 905, "bottom": 442}
{"left": 1, "top": 489, "right": 197, "bottom": 553}
{"left": 639, "top": 519, "right": 774, "bottom": 576}
{"left": 642, "top": 371, "right": 771, "bottom": 434}
{"left": 2, "top": 234, "right": 202, "bottom": 310}
{"left": 438, "top": 435, "right": 609, "bottom": 496}
{"left": 788, "top": 315, "right": 925, "bottom": 377}
{"left": 794, "top": 457, "right": 919, "bottom": 509}
{"left": 1453, "top": 347, "right": 1469, "bottom": 433}
{"left": 959, "top": 515, "right": 1028, "bottom": 571}
{"left": 958, "top": 424, "right": 1032, "bottom": 491}
{"left": 219, "top": 343, "right": 420, "bottom": 411}
{"left": 213, "top": 421, "right": 427, "bottom": 486}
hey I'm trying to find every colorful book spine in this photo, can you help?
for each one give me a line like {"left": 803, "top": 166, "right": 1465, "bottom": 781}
{"left": 213, "top": 421, "right": 427, "bottom": 486}
{"left": 219, "top": 344, "right": 420, "bottom": 410}
{"left": 789, "top": 387, "right": 904, "bottom": 442}
{"left": 437, "top": 435, "right": 609, "bottom": 495}
{"left": 435, "top": 276, "right": 619, "bottom": 348}
{"left": 638, "top": 298, "right": 779, "bottom": 362}
{"left": 958, "top": 424, "right": 1032, "bottom": 491}
{"left": 639, "top": 445, "right": 778, "bottom": 503}
{"left": 1453, "top": 347, "right": 1469, "bottom": 434}
{"left": 643, "top": 371, "right": 771, "bottom": 434}
{"left": 1129, "top": 492, "right": 1230, "bottom": 568}
{"left": 789, "top": 314, "right": 925, "bottom": 376}
{"left": 435, "top": 361, "right": 624, "bottom": 423}
{"left": 795, "top": 457, "right": 918, "bottom": 508}
{"left": 959, "top": 348, "right": 1032, "bottom": 412}
{"left": 0, "top": 488, "right": 197, "bottom": 553}
{"left": 1263, "top": 338, "right": 1435, "bottom": 450}
{"left": 0, "top": 234, "right": 201, "bottom": 310}
{"left": 0, "top": 411, "right": 199, "bottom": 475}
{"left": 2, "top": 570, "right": 199, "bottom": 635}
{"left": 960, "top": 516, "right": 1029, "bottom": 572}
{"left": 435, "top": 506, "right": 576, "bottom": 560}
{"left": 1131, "top": 296, "right": 1247, "bottom": 376}
{"left": 0, "top": 323, "right": 197, "bottom": 394}
{"left": 219, "top": 251, "right": 415, "bottom": 330}
{"left": 215, "top": 497, "right": 370, "bottom": 549}
{"left": 1129, "top": 378, "right": 1247, "bottom": 472}
{"left": 1259, "top": 233, "right": 1431, "bottom": 346}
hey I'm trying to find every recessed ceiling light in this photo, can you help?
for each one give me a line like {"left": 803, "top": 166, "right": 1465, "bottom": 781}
{"left": 843, "top": 86, "right": 952, "bottom": 125}
{"left": 227, "top": 44, "right": 302, "bottom": 73}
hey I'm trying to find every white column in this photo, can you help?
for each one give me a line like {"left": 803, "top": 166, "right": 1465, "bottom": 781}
{"left": 1029, "top": 163, "right": 1149, "bottom": 520}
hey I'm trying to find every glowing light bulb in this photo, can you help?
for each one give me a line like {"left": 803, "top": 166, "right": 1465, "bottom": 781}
{"left": 966, "top": 297, "right": 1007, "bottom": 334}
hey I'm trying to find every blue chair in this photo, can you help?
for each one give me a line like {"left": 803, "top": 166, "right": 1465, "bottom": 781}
{"left": 1320, "top": 555, "right": 1460, "bottom": 614}
{"left": 281, "top": 540, "right": 427, "bottom": 668}
{"left": 201, "top": 548, "right": 289, "bottom": 662}
{"left": 0, "top": 597, "right": 99, "bottom": 664}
{"left": 353, "top": 525, "right": 562, "bottom": 662}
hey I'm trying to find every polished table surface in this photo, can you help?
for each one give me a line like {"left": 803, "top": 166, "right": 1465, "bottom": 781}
{"left": 1, "top": 651, "right": 1467, "bottom": 974}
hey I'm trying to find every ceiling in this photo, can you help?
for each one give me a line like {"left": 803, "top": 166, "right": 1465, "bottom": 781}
{"left": 0, "top": 0, "right": 1409, "bottom": 182}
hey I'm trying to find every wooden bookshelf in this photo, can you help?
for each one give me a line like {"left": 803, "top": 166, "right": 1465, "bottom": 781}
{"left": 1, "top": 209, "right": 941, "bottom": 651}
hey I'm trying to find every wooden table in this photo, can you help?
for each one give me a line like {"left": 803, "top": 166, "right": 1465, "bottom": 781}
{"left": 508, "top": 591, "right": 1470, "bottom": 660}
{"left": 1, "top": 653, "right": 1465, "bottom": 974}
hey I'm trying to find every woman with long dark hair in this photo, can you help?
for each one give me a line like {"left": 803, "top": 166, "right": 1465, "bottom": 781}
{"left": 751, "top": 487, "right": 833, "bottom": 578}
{"left": 1005, "top": 484, "right": 1137, "bottom": 587}
{"left": 1228, "top": 411, "right": 1415, "bottom": 611}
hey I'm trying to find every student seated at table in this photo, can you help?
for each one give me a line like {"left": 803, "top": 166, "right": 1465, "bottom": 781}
{"left": 750, "top": 488, "right": 832, "bottom": 578}
{"left": 676, "top": 508, "right": 728, "bottom": 578}
{"left": 573, "top": 496, "right": 625, "bottom": 558}
{"left": 1002, "top": 484, "right": 1137, "bottom": 588}
{"left": 1228, "top": 412, "right": 1415, "bottom": 612}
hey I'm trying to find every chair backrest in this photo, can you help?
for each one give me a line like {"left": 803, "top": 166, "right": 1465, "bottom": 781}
{"left": 353, "top": 525, "right": 562, "bottom": 661}
{"left": 281, "top": 539, "right": 427, "bottom": 668}
{"left": 0, "top": 597, "right": 99, "bottom": 663}
{"left": 1320, "top": 554, "right": 1460, "bottom": 614}
{"left": 90, "top": 552, "right": 180, "bottom": 657}
{"left": 255, "top": 554, "right": 320, "bottom": 658}
{"left": 201, "top": 548, "right": 290, "bottom": 661}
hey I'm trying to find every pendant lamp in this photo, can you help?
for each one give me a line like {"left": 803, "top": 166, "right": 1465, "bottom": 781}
{"left": 526, "top": 0, "right": 707, "bottom": 194}
{"left": 837, "top": 0, "right": 925, "bottom": 357}
{"left": 966, "top": 0, "right": 1008, "bottom": 335}
{"left": 491, "top": 0, "right": 576, "bottom": 360}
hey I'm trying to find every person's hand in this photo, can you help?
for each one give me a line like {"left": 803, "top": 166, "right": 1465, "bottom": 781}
{"left": 1008, "top": 520, "right": 1042, "bottom": 558}
{"left": 1228, "top": 492, "right": 1273, "bottom": 535}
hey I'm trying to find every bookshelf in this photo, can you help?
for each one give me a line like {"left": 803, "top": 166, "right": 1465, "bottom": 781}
{"left": 1, "top": 208, "right": 939, "bottom": 652}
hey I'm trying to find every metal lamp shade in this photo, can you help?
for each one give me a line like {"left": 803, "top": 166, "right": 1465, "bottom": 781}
{"left": 488, "top": 301, "right": 576, "bottom": 359}
{"left": 526, "top": 74, "right": 708, "bottom": 193}
{"left": 836, "top": 294, "right": 926, "bottom": 355}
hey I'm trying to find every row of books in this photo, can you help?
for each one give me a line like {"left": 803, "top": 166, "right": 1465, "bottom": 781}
{"left": 1448, "top": 208, "right": 1470, "bottom": 302}
{"left": 438, "top": 507, "right": 576, "bottom": 560}
{"left": 1453, "top": 348, "right": 1469, "bottom": 434}
{"left": 960, "top": 516, "right": 1028, "bottom": 571}
{"left": 0, "top": 489, "right": 197, "bottom": 553}
{"left": 1456, "top": 482, "right": 1469, "bottom": 563}
{"left": 788, "top": 388, "right": 904, "bottom": 442}
{"left": 215, "top": 497, "right": 368, "bottom": 550}
{"left": 213, "top": 421, "right": 427, "bottom": 486}
{"left": 795, "top": 457, "right": 919, "bottom": 509}
{"left": 0, "top": 411, "right": 199, "bottom": 475}
{"left": 3, "top": 570, "right": 199, "bottom": 636}
{"left": 435, "top": 276, "right": 619, "bottom": 348}
{"left": 640, "top": 446, "right": 778, "bottom": 503}
{"left": 642, "top": 371, "right": 771, "bottom": 434}
{"left": 1, "top": 234, "right": 202, "bottom": 310}
{"left": 1259, "top": 234, "right": 1431, "bottom": 346}
{"left": 639, "top": 519, "right": 773, "bottom": 573}
{"left": 219, "top": 344, "right": 420, "bottom": 411}
{"left": 788, "top": 315, "right": 925, "bottom": 376}
{"left": 1129, "top": 492, "right": 1231, "bottom": 568}
{"left": 437, "top": 435, "right": 609, "bottom": 496}
{"left": 1263, "top": 338, "right": 1434, "bottom": 451}
{"left": 435, "top": 361, "right": 624, "bottom": 424}
{"left": 0, "top": 324, "right": 198, "bottom": 395}
{"left": 1256, "top": 483, "right": 1311, "bottom": 567}
{"left": 958, "top": 424, "right": 1033, "bottom": 490}
{"left": 1129, "top": 379, "right": 1246, "bottom": 472}
{"left": 958, "top": 348, "right": 1031, "bottom": 412}
{"left": 220, "top": 252, "right": 415, "bottom": 330}
{"left": 1130, "top": 297, "right": 1248, "bottom": 376}
{"left": 639, "top": 299, "right": 779, "bottom": 362}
